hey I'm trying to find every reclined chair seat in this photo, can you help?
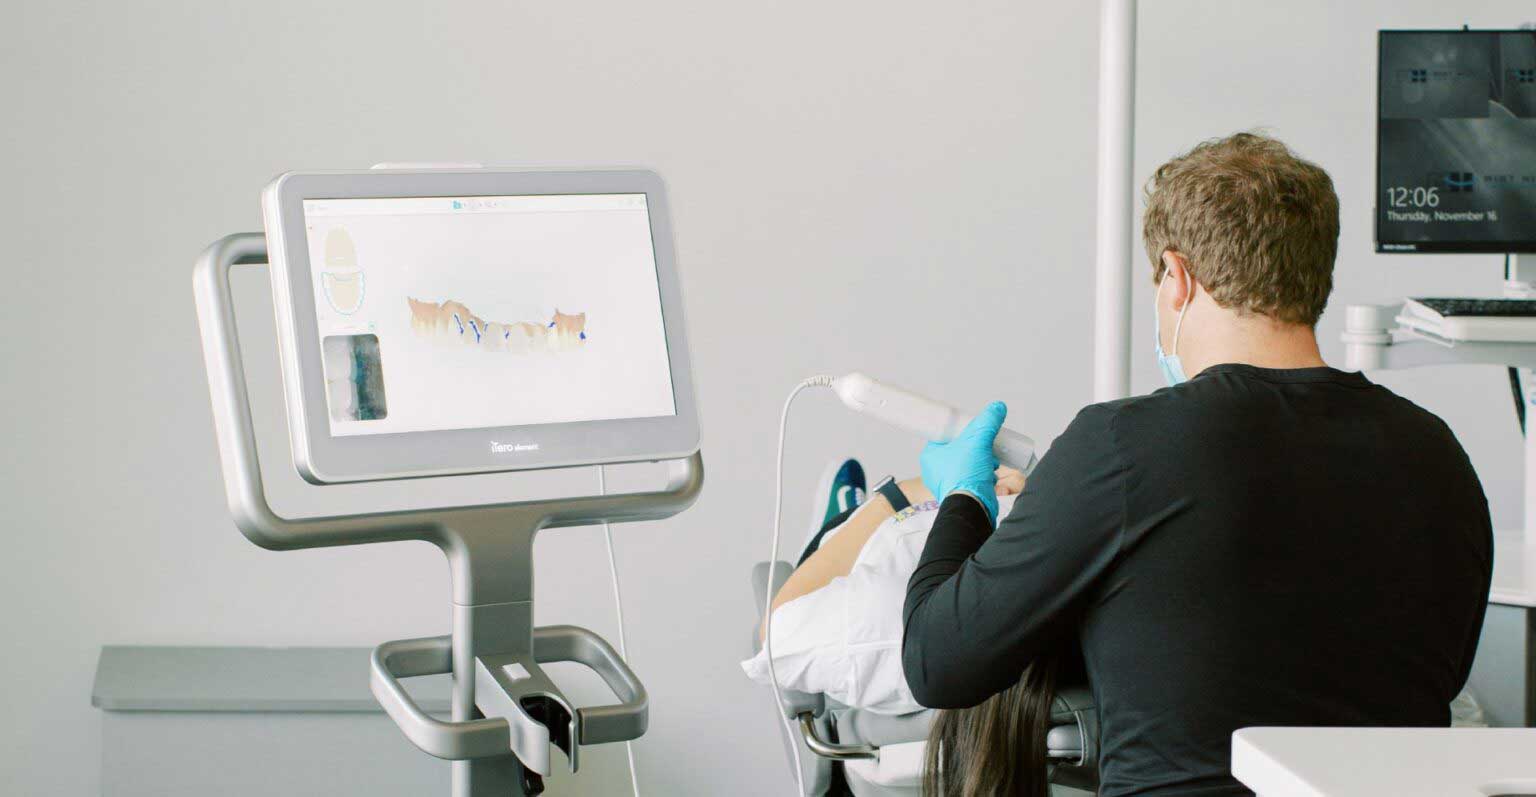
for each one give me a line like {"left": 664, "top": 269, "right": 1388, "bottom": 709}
{"left": 751, "top": 562, "right": 1099, "bottom": 795}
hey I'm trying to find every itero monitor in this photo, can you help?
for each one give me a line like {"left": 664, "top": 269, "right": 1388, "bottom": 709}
{"left": 1377, "top": 30, "right": 1536, "bottom": 253}
{"left": 262, "top": 169, "right": 699, "bottom": 483}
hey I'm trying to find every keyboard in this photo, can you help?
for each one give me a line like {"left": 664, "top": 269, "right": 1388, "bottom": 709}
{"left": 1409, "top": 298, "right": 1536, "bottom": 317}
{"left": 1399, "top": 297, "right": 1536, "bottom": 342}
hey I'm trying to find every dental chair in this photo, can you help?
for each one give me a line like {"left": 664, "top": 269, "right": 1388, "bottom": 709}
{"left": 751, "top": 562, "right": 1100, "bottom": 796}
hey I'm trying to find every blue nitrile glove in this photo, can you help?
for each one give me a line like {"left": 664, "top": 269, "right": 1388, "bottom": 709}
{"left": 919, "top": 401, "right": 1006, "bottom": 524}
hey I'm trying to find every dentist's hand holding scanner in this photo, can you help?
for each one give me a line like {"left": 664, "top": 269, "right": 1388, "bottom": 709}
{"left": 919, "top": 401, "right": 1008, "bottom": 524}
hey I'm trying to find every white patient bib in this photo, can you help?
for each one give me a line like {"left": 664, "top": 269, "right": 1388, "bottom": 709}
{"left": 742, "top": 495, "right": 1017, "bottom": 715}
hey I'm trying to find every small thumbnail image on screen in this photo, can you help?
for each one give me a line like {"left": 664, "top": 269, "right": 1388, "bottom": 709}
{"left": 322, "top": 334, "right": 388, "bottom": 424}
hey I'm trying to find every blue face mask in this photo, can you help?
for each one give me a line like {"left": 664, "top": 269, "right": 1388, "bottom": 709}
{"left": 1154, "top": 272, "right": 1192, "bottom": 387}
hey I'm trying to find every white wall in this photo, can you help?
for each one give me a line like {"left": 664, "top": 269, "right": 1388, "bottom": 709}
{"left": 0, "top": 1, "right": 1529, "bottom": 795}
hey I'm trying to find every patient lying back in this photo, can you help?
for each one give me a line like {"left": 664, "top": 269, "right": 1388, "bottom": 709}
{"left": 742, "top": 472, "right": 1023, "bottom": 715}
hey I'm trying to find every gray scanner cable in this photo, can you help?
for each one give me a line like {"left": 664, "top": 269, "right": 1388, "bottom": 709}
{"left": 598, "top": 464, "right": 642, "bottom": 797}
{"left": 764, "top": 375, "right": 836, "bottom": 795}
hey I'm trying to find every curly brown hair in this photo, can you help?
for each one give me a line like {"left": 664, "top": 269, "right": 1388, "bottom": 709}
{"left": 1142, "top": 132, "right": 1339, "bottom": 326}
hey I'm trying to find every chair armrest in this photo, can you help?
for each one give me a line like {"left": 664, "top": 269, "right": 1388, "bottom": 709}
{"left": 1047, "top": 683, "right": 1100, "bottom": 792}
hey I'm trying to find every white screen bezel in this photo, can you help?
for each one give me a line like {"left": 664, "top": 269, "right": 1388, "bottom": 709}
{"left": 264, "top": 168, "right": 699, "bottom": 484}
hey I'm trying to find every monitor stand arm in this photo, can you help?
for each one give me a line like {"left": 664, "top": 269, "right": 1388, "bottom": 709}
{"left": 1343, "top": 300, "right": 1536, "bottom": 542}
{"left": 1505, "top": 253, "right": 1536, "bottom": 299}
{"left": 194, "top": 234, "right": 705, "bottom": 797}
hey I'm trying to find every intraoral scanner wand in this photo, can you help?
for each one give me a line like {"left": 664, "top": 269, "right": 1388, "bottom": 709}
{"left": 830, "top": 372, "right": 1038, "bottom": 473}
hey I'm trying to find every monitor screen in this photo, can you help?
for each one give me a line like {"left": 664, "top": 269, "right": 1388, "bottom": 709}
{"left": 1377, "top": 30, "right": 1536, "bottom": 252}
{"left": 300, "top": 193, "right": 677, "bottom": 437}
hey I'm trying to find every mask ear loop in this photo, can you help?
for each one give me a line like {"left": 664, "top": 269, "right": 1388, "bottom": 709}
{"left": 1170, "top": 268, "right": 1193, "bottom": 357}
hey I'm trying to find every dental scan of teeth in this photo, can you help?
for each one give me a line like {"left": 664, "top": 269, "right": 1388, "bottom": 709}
{"left": 301, "top": 193, "right": 677, "bottom": 438}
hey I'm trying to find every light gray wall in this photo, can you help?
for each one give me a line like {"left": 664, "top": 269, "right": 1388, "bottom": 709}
{"left": 0, "top": 1, "right": 1529, "bottom": 795}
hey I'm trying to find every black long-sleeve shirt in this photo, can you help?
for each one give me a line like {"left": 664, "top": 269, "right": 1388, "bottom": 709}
{"left": 903, "top": 364, "right": 1493, "bottom": 796}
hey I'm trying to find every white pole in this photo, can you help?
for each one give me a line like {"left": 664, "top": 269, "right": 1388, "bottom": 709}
{"left": 1094, "top": 0, "right": 1137, "bottom": 401}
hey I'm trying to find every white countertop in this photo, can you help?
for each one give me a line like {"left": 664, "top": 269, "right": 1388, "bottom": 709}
{"left": 1226, "top": 533, "right": 1536, "bottom": 795}
{"left": 1232, "top": 727, "right": 1536, "bottom": 796}
{"left": 1492, "top": 531, "right": 1536, "bottom": 607}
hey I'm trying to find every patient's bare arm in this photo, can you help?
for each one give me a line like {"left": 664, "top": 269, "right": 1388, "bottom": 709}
{"left": 764, "top": 466, "right": 1025, "bottom": 635}
{"left": 767, "top": 478, "right": 930, "bottom": 620}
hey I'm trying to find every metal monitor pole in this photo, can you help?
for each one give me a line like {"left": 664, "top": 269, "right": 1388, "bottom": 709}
{"left": 1094, "top": 0, "right": 1137, "bottom": 402}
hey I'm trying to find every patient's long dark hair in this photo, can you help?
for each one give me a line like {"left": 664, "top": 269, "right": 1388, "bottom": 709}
{"left": 922, "top": 652, "right": 1061, "bottom": 797}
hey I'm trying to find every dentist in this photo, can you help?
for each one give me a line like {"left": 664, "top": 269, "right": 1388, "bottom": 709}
{"left": 902, "top": 133, "right": 1493, "bottom": 796}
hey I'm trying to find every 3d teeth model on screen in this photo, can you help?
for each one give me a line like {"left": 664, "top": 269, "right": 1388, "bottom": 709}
{"left": 406, "top": 297, "right": 589, "bottom": 352}
{"left": 320, "top": 229, "right": 366, "bottom": 315}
